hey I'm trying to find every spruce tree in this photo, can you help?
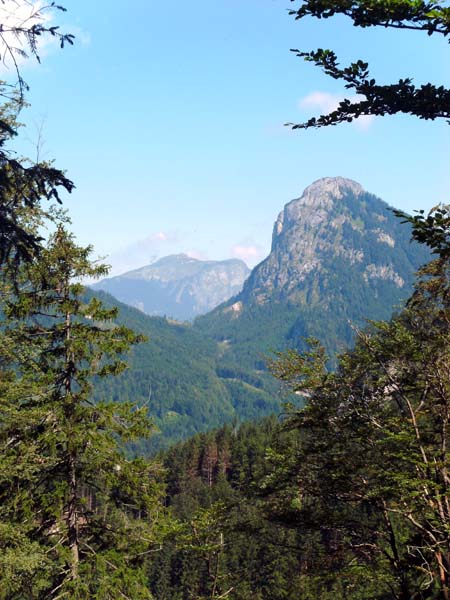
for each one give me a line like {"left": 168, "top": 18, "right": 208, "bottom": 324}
{"left": 0, "top": 224, "right": 164, "bottom": 599}
{"left": 267, "top": 208, "right": 450, "bottom": 599}
{"left": 0, "top": 2, "right": 74, "bottom": 274}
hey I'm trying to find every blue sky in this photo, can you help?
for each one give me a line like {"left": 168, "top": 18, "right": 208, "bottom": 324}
{"left": 8, "top": 0, "right": 450, "bottom": 274}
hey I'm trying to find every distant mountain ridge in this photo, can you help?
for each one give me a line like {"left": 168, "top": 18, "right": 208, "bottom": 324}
{"left": 91, "top": 253, "right": 250, "bottom": 321}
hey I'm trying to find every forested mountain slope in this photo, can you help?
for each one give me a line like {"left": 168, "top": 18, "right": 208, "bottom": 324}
{"left": 148, "top": 417, "right": 375, "bottom": 599}
{"left": 90, "top": 291, "right": 279, "bottom": 452}
{"left": 92, "top": 178, "right": 429, "bottom": 450}
{"left": 148, "top": 417, "right": 303, "bottom": 600}
{"left": 195, "top": 177, "right": 430, "bottom": 367}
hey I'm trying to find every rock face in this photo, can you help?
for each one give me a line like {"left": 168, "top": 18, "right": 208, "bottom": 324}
{"left": 196, "top": 177, "right": 430, "bottom": 362}
{"left": 91, "top": 254, "right": 250, "bottom": 321}
{"left": 240, "top": 177, "right": 418, "bottom": 306}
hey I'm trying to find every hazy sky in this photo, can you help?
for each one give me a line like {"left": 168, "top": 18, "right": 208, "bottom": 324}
{"left": 8, "top": 0, "right": 450, "bottom": 274}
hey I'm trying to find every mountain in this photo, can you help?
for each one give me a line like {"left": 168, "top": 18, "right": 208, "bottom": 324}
{"left": 92, "top": 177, "right": 431, "bottom": 451}
{"left": 91, "top": 254, "right": 250, "bottom": 321}
{"left": 195, "top": 177, "right": 430, "bottom": 365}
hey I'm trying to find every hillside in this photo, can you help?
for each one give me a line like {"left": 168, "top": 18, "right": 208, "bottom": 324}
{"left": 90, "top": 290, "right": 279, "bottom": 453}
{"left": 195, "top": 177, "right": 430, "bottom": 367}
{"left": 92, "top": 178, "right": 430, "bottom": 450}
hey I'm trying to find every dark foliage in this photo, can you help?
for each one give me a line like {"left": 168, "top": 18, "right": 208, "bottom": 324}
{"left": 287, "top": 0, "right": 450, "bottom": 129}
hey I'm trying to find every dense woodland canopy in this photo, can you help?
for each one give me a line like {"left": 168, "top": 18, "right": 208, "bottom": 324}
{"left": 0, "top": 0, "right": 450, "bottom": 598}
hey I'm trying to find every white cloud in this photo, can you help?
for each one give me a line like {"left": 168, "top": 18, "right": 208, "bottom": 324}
{"left": 150, "top": 231, "right": 169, "bottom": 242}
{"left": 300, "top": 91, "right": 343, "bottom": 114}
{"left": 299, "top": 91, "right": 376, "bottom": 130}
{"left": 67, "top": 25, "right": 91, "bottom": 48}
{"left": 186, "top": 249, "right": 208, "bottom": 260}
{"left": 0, "top": 1, "right": 51, "bottom": 72}
{"left": 0, "top": 2, "right": 88, "bottom": 75}
{"left": 231, "top": 244, "right": 264, "bottom": 266}
{"left": 353, "top": 114, "right": 376, "bottom": 131}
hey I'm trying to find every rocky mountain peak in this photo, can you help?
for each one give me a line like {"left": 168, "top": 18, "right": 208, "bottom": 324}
{"left": 234, "top": 177, "right": 428, "bottom": 308}
{"left": 273, "top": 177, "right": 364, "bottom": 246}
{"left": 302, "top": 176, "right": 364, "bottom": 200}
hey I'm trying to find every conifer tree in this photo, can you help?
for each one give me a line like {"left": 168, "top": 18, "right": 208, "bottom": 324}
{"left": 0, "top": 224, "right": 164, "bottom": 598}
{"left": 267, "top": 206, "right": 450, "bottom": 599}
{"left": 272, "top": 3, "right": 450, "bottom": 596}
{"left": 0, "top": 2, "right": 74, "bottom": 274}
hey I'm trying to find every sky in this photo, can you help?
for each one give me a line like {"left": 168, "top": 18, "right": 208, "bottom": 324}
{"left": 4, "top": 0, "right": 450, "bottom": 275}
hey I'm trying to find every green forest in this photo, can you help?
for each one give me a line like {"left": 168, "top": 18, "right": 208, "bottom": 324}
{"left": 1, "top": 1, "right": 450, "bottom": 598}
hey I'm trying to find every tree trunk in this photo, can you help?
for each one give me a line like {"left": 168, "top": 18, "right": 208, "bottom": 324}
{"left": 65, "top": 307, "right": 79, "bottom": 580}
{"left": 68, "top": 450, "right": 79, "bottom": 579}
{"left": 436, "top": 550, "right": 450, "bottom": 600}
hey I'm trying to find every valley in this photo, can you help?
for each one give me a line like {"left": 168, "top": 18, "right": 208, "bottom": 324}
{"left": 93, "top": 177, "right": 430, "bottom": 450}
